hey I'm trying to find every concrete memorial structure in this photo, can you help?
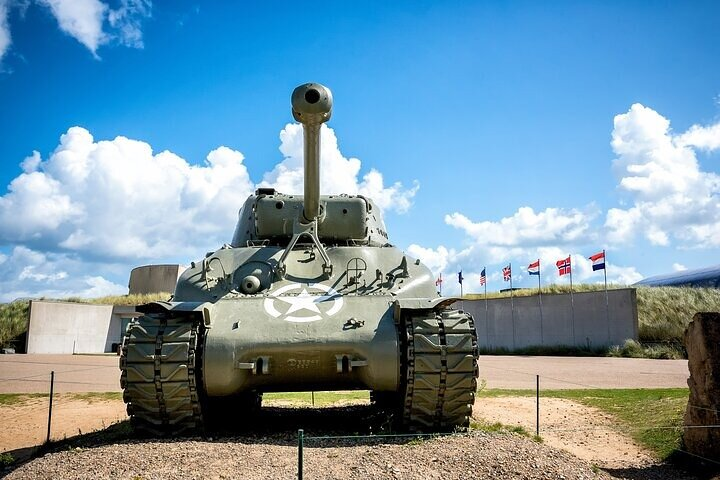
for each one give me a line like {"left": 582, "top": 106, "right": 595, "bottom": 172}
{"left": 25, "top": 301, "right": 139, "bottom": 354}
{"left": 460, "top": 288, "right": 638, "bottom": 349}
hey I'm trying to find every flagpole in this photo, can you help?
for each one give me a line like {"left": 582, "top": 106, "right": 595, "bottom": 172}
{"left": 510, "top": 262, "right": 515, "bottom": 350}
{"left": 484, "top": 267, "right": 489, "bottom": 350}
{"left": 569, "top": 254, "right": 575, "bottom": 346}
{"left": 604, "top": 249, "right": 610, "bottom": 344}
{"left": 538, "top": 262, "right": 544, "bottom": 345}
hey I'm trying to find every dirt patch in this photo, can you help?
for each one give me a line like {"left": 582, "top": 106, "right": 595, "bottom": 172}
{"left": 0, "top": 395, "right": 127, "bottom": 453}
{"left": 474, "top": 396, "right": 656, "bottom": 469}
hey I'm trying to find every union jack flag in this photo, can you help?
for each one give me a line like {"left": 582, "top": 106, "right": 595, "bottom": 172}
{"left": 556, "top": 256, "right": 571, "bottom": 276}
{"left": 479, "top": 268, "right": 486, "bottom": 286}
{"left": 502, "top": 264, "right": 512, "bottom": 282}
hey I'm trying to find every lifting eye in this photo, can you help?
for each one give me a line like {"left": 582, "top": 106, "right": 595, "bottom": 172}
{"left": 275, "top": 201, "right": 284, "bottom": 209}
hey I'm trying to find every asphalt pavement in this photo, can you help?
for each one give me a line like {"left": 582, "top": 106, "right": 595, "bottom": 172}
{"left": 0, "top": 354, "right": 689, "bottom": 394}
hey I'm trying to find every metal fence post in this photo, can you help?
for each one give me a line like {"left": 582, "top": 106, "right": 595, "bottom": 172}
{"left": 46, "top": 370, "right": 55, "bottom": 444}
{"left": 536, "top": 374, "right": 540, "bottom": 437}
{"left": 298, "top": 429, "right": 304, "bottom": 480}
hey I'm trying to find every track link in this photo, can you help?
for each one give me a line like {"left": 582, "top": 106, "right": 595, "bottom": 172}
{"left": 120, "top": 312, "right": 203, "bottom": 435}
{"left": 402, "top": 309, "right": 478, "bottom": 430}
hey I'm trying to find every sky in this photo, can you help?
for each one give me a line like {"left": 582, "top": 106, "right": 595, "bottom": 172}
{"left": 0, "top": 1, "right": 719, "bottom": 301}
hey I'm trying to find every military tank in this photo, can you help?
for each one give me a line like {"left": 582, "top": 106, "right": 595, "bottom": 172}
{"left": 120, "top": 83, "right": 479, "bottom": 434}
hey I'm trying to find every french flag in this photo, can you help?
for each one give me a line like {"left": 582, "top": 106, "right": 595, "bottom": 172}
{"left": 528, "top": 259, "right": 540, "bottom": 276}
{"left": 589, "top": 251, "right": 606, "bottom": 271}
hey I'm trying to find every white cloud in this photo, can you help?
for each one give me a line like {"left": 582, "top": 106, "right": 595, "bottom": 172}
{"left": 38, "top": 0, "right": 151, "bottom": 57}
{"left": 0, "top": 246, "right": 126, "bottom": 302}
{"left": 0, "top": 0, "right": 10, "bottom": 63}
{"left": 261, "top": 123, "right": 418, "bottom": 213}
{"left": 40, "top": 0, "right": 108, "bottom": 55}
{"left": 445, "top": 206, "right": 596, "bottom": 247}
{"left": 677, "top": 122, "right": 720, "bottom": 151}
{"left": 606, "top": 103, "right": 720, "bottom": 247}
{"left": 108, "top": 0, "right": 151, "bottom": 48}
{"left": 0, "top": 126, "right": 254, "bottom": 261}
{"left": 406, "top": 244, "right": 453, "bottom": 275}
{"left": 672, "top": 263, "right": 687, "bottom": 272}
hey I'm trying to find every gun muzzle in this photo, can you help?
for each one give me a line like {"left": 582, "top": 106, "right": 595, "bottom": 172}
{"left": 291, "top": 83, "right": 333, "bottom": 222}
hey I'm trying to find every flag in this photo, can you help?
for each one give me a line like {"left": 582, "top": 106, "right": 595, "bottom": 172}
{"left": 502, "top": 264, "right": 512, "bottom": 281}
{"left": 556, "top": 256, "right": 571, "bottom": 276}
{"left": 528, "top": 259, "right": 540, "bottom": 276}
{"left": 589, "top": 251, "right": 606, "bottom": 271}
{"left": 479, "top": 268, "right": 486, "bottom": 286}
{"left": 458, "top": 271, "right": 464, "bottom": 285}
{"left": 435, "top": 273, "right": 443, "bottom": 286}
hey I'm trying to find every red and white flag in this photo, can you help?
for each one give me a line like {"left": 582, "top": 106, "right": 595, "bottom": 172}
{"left": 479, "top": 268, "right": 486, "bottom": 286}
{"left": 435, "top": 273, "right": 443, "bottom": 286}
{"left": 502, "top": 264, "right": 512, "bottom": 281}
{"left": 556, "top": 256, "right": 571, "bottom": 276}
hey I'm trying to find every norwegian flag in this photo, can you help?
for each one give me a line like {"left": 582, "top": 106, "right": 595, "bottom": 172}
{"left": 556, "top": 256, "right": 571, "bottom": 276}
{"left": 479, "top": 268, "right": 486, "bottom": 286}
{"left": 435, "top": 273, "right": 443, "bottom": 286}
{"left": 502, "top": 264, "right": 512, "bottom": 281}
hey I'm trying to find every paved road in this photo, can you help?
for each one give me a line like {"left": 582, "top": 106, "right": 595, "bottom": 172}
{"left": 0, "top": 354, "right": 690, "bottom": 394}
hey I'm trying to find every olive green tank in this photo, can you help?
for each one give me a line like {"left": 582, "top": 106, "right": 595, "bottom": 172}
{"left": 120, "top": 83, "right": 479, "bottom": 434}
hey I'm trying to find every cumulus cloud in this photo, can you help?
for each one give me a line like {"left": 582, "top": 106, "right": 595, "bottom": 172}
{"left": 0, "top": 124, "right": 417, "bottom": 300}
{"left": 445, "top": 206, "right": 596, "bottom": 247}
{"left": 0, "top": 126, "right": 254, "bottom": 261}
{"left": 0, "top": 0, "right": 10, "bottom": 63}
{"left": 606, "top": 103, "right": 720, "bottom": 247}
{"left": 0, "top": 246, "right": 126, "bottom": 302}
{"left": 672, "top": 263, "right": 687, "bottom": 272}
{"left": 37, "top": 0, "right": 151, "bottom": 56}
{"left": 260, "top": 124, "right": 418, "bottom": 213}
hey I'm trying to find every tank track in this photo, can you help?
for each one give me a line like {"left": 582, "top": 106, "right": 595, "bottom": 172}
{"left": 119, "top": 312, "right": 203, "bottom": 435}
{"left": 402, "top": 308, "right": 478, "bottom": 430}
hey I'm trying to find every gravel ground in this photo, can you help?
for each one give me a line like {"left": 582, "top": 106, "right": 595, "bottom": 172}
{"left": 3, "top": 432, "right": 612, "bottom": 480}
{"left": 0, "top": 404, "right": 699, "bottom": 480}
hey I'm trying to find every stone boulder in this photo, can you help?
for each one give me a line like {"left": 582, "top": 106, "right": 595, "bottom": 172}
{"left": 684, "top": 312, "right": 720, "bottom": 462}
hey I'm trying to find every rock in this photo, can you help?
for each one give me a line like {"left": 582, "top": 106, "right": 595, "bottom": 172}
{"left": 683, "top": 312, "right": 720, "bottom": 462}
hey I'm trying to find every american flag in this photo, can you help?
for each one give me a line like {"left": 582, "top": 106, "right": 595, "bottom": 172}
{"left": 556, "top": 256, "right": 571, "bottom": 276}
{"left": 479, "top": 268, "right": 486, "bottom": 286}
{"left": 502, "top": 264, "right": 512, "bottom": 281}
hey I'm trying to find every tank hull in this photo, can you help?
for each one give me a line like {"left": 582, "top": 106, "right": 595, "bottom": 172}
{"left": 202, "top": 296, "right": 399, "bottom": 395}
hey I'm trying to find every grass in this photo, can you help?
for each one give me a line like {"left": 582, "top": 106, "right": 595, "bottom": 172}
{"left": 263, "top": 390, "right": 370, "bottom": 405}
{"left": 0, "top": 301, "right": 30, "bottom": 349}
{"left": 478, "top": 387, "right": 689, "bottom": 460}
{"left": 0, "top": 393, "right": 48, "bottom": 406}
{"left": 0, "top": 392, "right": 123, "bottom": 406}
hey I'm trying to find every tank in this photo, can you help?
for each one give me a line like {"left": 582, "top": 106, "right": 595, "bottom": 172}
{"left": 120, "top": 83, "right": 479, "bottom": 434}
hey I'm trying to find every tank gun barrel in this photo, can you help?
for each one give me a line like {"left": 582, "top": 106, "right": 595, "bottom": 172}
{"left": 291, "top": 83, "right": 333, "bottom": 222}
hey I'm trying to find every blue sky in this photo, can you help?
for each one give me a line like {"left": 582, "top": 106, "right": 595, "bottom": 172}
{"left": 0, "top": 1, "right": 719, "bottom": 300}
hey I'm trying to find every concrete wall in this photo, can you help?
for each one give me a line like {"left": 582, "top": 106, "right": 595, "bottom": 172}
{"left": 26, "top": 301, "right": 140, "bottom": 354}
{"left": 460, "top": 288, "right": 638, "bottom": 350}
{"left": 128, "top": 264, "right": 186, "bottom": 295}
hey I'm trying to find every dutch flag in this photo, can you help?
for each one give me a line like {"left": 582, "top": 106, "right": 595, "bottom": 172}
{"left": 589, "top": 251, "right": 606, "bottom": 271}
{"left": 528, "top": 259, "right": 540, "bottom": 276}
